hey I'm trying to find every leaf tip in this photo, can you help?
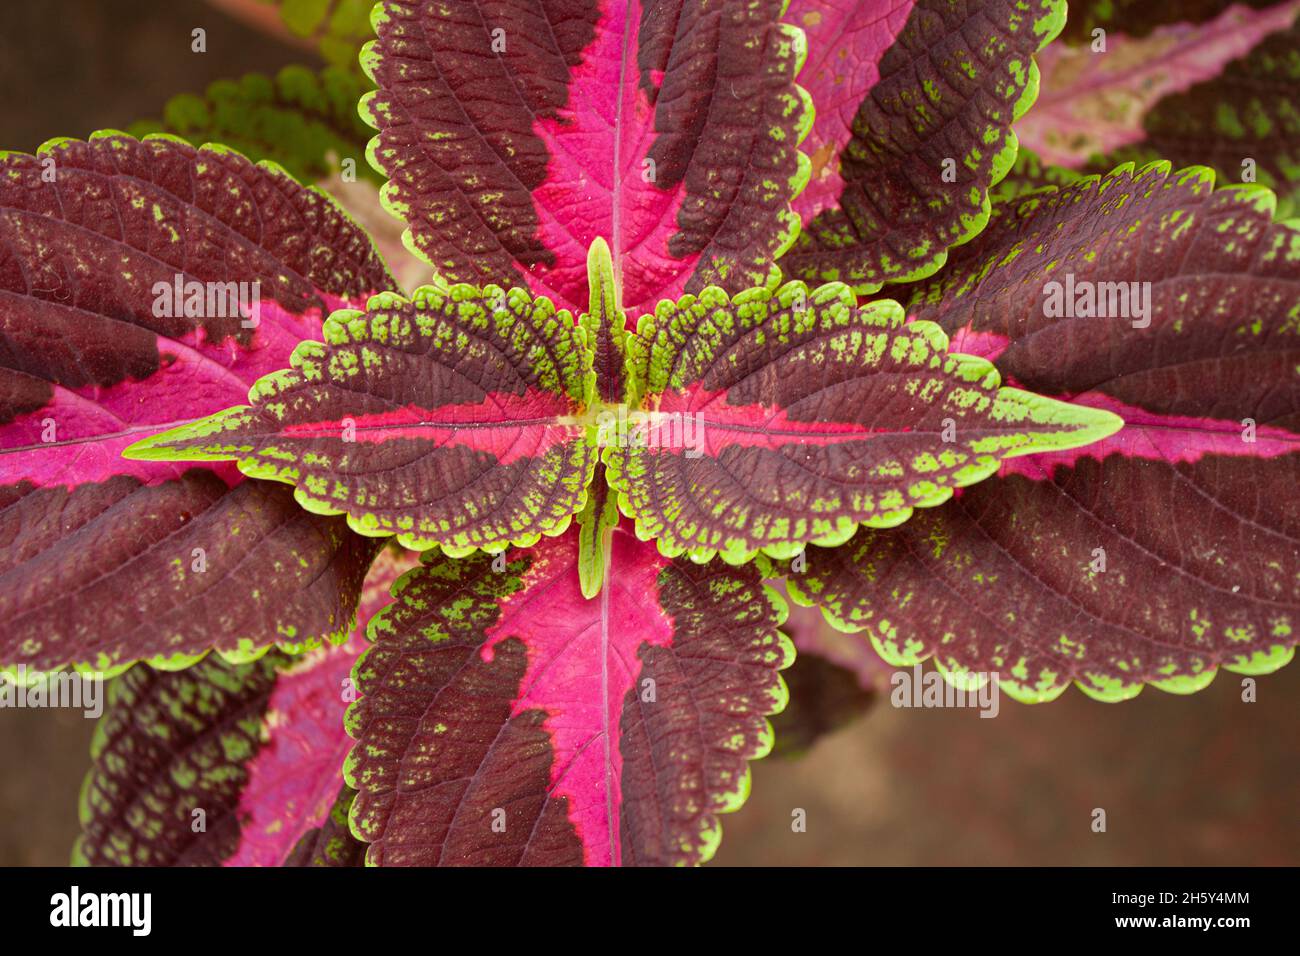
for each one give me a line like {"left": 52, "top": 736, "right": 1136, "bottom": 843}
{"left": 119, "top": 431, "right": 174, "bottom": 461}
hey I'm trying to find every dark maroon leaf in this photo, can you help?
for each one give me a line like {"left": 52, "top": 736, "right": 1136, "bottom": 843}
{"left": 782, "top": 0, "right": 1065, "bottom": 292}
{"left": 74, "top": 548, "right": 414, "bottom": 865}
{"left": 75, "top": 652, "right": 285, "bottom": 866}
{"left": 360, "top": 0, "right": 811, "bottom": 316}
{"left": 0, "top": 132, "right": 394, "bottom": 671}
{"left": 345, "top": 523, "right": 793, "bottom": 866}
{"left": 1, "top": 473, "right": 378, "bottom": 674}
{"left": 784, "top": 163, "right": 1300, "bottom": 701}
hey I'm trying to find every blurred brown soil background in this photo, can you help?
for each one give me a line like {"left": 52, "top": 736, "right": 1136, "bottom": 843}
{"left": 0, "top": 0, "right": 1296, "bottom": 867}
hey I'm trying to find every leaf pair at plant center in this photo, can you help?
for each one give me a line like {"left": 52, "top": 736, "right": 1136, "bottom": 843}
{"left": 127, "top": 239, "right": 1123, "bottom": 591}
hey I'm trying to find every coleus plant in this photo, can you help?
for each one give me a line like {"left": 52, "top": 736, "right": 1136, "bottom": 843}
{"left": 1, "top": 0, "right": 1297, "bottom": 867}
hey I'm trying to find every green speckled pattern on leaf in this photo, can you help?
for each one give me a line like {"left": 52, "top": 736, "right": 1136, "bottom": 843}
{"left": 74, "top": 654, "right": 283, "bottom": 866}
{"left": 125, "top": 284, "right": 598, "bottom": 556}
{"left": 782, "top": 0, "right": 1066, "bottom": 293}
{"left": 606, "top": 277, "right": 1122, "bottom": 564}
